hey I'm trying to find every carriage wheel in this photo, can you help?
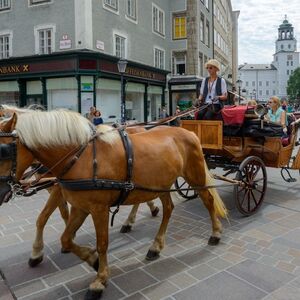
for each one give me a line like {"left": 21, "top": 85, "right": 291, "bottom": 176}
{"left": 234, "top": 156, "right": 267, "bottom": 216}
{"left": 175, "top": 177, "right": 198, "bottom": 200}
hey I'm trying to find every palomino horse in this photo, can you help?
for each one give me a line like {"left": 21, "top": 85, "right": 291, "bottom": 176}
{"left": 0, "top": 111, "right": 227, "bottom": 300}
{"left": 0, "top": 109, "right": 158, "bottom": 268}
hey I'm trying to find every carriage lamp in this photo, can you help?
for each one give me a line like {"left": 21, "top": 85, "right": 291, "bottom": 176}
{"left": 236, "top": 79, "right": 243, "bottom": 104}
{"left": 118, "top": 59, "right": 128, "bottom": 124}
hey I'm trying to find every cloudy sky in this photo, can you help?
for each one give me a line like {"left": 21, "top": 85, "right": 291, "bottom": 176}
{"left": 231, "top": 0, "right": 300, "bottom": 64}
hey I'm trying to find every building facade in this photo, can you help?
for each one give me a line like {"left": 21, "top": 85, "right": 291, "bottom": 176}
{"left": 0, "top": 0, "right": 238, "bottom": 120}
{"left": 239, "top": 17, "right": 299, "bottom": 102}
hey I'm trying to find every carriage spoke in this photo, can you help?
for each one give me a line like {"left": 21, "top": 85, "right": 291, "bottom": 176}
{"left": 251, "top": 165, "right": 261, "bottom": 180}
{"left": 250, "top": 190, "right": 259, "bottom": 206}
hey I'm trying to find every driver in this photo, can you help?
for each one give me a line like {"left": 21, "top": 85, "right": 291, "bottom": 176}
{"left": 197, "top": 59, "right": 227, "bottom": 120}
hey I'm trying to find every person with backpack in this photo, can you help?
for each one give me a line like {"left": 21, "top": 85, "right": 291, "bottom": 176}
{"left": 197, "top": 59, "right": 228, "bottom": 120}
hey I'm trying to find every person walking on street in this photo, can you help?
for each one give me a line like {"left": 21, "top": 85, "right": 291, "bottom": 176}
{"left": 197, "top": 59, "right": 227, "bottom": 120}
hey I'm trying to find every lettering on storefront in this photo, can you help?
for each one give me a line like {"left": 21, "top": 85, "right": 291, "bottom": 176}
{"left": 125, "top": 67, "right": 165, "bottom": 81}
{"left": 0, "top": 64, "right": 29, "bottom": 75}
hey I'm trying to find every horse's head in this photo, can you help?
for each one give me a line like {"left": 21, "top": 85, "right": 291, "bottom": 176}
{"left": 0, "top": 114, "right": 34, "bottom": 205}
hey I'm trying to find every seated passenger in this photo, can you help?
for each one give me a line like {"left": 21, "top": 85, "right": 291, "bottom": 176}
{"left": 266, "top": 96, "right": 287, "bottom": 135}
{"left": 197, "top": 59, "right": 227, "bottom": 120}
{"left": 247, "top": 100, "right": 257, "bottom": 106}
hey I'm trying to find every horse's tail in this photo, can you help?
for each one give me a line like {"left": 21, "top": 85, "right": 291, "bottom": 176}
{"left": 204, "top": 161, "right": 228, "bottom": 219}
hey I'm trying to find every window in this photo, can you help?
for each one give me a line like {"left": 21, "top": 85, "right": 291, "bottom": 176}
{"left": 273, "top": 90, "right": 276, "bottom": 95}
{"left": 152, "top": 4, "right": 165, "bottom": 36}
{"left": 103, "top": 0, "right": 118, "bottom": 11}
{"left": 266, "top": 90, "right": 269, "bottom": 96}
{"left": 281, "top": 45, "right": 284, "bottom": 50}
{"left": 259, "top": 81, "right": 262, "bottom": 86}
{"left": 204, "top": 0, "right": 209, "bottom": 9}
{"left": 0, "top": 0, "right": 10, "bottom": 11}
{"left": 172, "top": 52, "right": 186, "bottom": 75}
{"left": 199, "top": 53, "right": 203, "bottom": 76}
{"left": 287, "top": 70, "right": 289, "bottom": 75}
{"left": 173, "top": 15, "right": 186, "bottom": 39}
{"left": 115, "top": 34, "right": 126, "bottom": 58}
{"left": 259, "top": 90, "right": 262, "bottom": 96}
{"left": 0, "top": 34, "right": 10, "bottom": 59}
{"left": 246, "top": 81, "right": 249, "bottom": 87}
{"left": 205, "top": 22, "right": 210, "bottom": 46}
{"left": 266, "top": 81, "right": 269, "bottom": 87}
{"left": 252, "top": 81, "right": 255, "bottom": 87}
{"left": 287, "top": 54, "right": 293, "bottom": 60}
{"left": 38, "top": 28, "right": 53, "bottom": 54}
{"left": 126, "top": 0, "right": 136, "bottom": 20}
{"left": 291, "top": 61, "right": 293, "bottom": 66}
{"left": 291, "top": 70, "right": 294, "bottom": 74}
{"left": 214, "top": 29, "right": 217, "bottom": 44}
{"left": 287, "top": 61, "right": 289, "bottom": 66}
{"left": 288, "top": 44, "right": 291, "bottom": 49}
{"left": 200, "top": 15, "right": 204, "bottom": 42}
{"left": 154, "top": 48, "right": 164, "bottom": 69}
{"left": 29, "top": 0, "right": 51, "bottom": 5}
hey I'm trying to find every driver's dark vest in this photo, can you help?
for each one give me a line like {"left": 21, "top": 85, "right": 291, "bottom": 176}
{"left": 202, "top": 77, "right": 222, "bottom": 101}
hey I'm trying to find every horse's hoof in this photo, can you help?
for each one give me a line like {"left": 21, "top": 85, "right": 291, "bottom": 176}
{"left": 120, "top": 225, "right": 132, "bottom": 233}
{"left": 92, "top": 258, "right": 99, "bottom": 272}
{"left": 84, "top": 289, "right": 103, "bottom": 300}
{"left": 145, "top": 250, "right": 160, "bottom": 261}
{"left": 151, "top": 207, "right": 159, "bottom": 217}
{"left": 28, "top": 255, "right": 43, "bottom": 268}
{"left": 61, "top": 248, "right": 71, "bottom": 254}
{"left": 208, "top": 236, "right": 220, "bottom": 246}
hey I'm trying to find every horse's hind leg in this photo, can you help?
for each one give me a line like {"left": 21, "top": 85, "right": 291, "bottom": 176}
{"left": 146, "top": 193, "right": 174, "bottom": 261}
{"left": 197, "top": 189, "right": 223, "bottom": 245}
{"left": 29, "top": 185, "right": 63, "bottom": 267}
{"left": 120, "top": 201, "right": 159, "bottom": 233}
{"left": 147, "top": 200, "right": 159, "bottom": 217}
{"left": 120, "top": 204, "right": 139, "bottom": 233}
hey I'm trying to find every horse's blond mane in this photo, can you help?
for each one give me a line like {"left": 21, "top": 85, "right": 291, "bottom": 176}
{"left": 15, "top": 110, "right": 119, "bottom": 148}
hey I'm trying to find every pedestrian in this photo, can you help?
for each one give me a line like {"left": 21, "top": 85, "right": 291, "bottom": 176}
{"left": 86, "top": 106, "right": 96, "bottom": 122}
{"left": 197, "top": 59, "right": 227, "bottom": 120}
{"left": 93, "top": 110, "right": 104, "bottom": 125}
{"left": 159, "top": 105, "right": 169, "bottom": 119}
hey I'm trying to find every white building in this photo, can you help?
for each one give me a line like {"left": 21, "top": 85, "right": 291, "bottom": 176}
{"left": 238, "top": 17, "right": 299, "bottom": 102}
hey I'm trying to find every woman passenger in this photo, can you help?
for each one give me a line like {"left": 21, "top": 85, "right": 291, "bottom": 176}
{"left": 266, "top": 96, "right": 287, "bottom": 135}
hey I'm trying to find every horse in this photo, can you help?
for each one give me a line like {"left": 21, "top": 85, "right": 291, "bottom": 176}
{"left": 0, "top": 111, "right": 227, "bottom": 300}
{"left": 0, "top": 108, "right": 159, "bottom": 268}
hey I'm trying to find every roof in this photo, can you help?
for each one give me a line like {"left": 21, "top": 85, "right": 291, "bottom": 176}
{"left": 238, "top": 64, "right": 277, "bottom": 71}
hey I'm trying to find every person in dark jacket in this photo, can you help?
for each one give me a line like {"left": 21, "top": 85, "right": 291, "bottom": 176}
{"left": 93, "top": 110, "right": 104, "bottom": 125}
{"left": 197, "top": 59, "right": 227, "bottom": 120}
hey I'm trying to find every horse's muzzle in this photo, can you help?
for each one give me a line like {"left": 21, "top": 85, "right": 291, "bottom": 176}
{"left": 0, "top": 182, "right": 13, "bottom": 206}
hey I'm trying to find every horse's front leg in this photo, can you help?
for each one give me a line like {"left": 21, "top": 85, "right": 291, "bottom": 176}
{"left": 60, "top": 206, "right": 98, "bottom": 269}
{"left": 29, "top": 185, "right": 63, "bottom": 267}
{"left": 146, "top": 193, "right": 174, "bottom": 261}
{"left": 85, "top": 206, "right": 110, "bottom": 300}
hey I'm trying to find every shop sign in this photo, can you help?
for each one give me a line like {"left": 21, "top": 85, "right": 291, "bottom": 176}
{"left": 81, "top": 82, "right": 93, "bottom": 91}
{"left": 59, "top": 39, "right": 72, "bottom": 50}
{"left": 171, "top": 84, "right": 196, "bottom": 91}
{"left": 96, "top": 40, "right": 105, "bottom": 51}
{"left": 125, "top": 67, "right": 165, "bottom": 81}
{"left": 0, "top": 64, "right": 29, "bottom": 75}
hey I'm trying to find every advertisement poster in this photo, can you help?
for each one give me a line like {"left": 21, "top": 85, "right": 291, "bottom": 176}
{"left": 81, "top": 92, "right": 94, "bottom": 115}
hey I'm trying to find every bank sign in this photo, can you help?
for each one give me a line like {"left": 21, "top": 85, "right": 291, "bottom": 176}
{"left": 0, "top": 64, "right": 30, "bottom": 75}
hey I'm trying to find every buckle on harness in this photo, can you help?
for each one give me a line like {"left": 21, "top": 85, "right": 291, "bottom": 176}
{"left": 124, "top": 182, "right": 134, "bottom": 191}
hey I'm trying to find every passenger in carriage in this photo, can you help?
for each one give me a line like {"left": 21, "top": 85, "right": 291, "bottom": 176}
{"left": 266, "top": 96, "right": 288, "bottom": 135}
{"left": 197, "top": 59, "right": 228, "bottom": 120}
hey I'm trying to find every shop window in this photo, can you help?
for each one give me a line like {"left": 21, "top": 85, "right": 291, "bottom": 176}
{"left": 0, "top": 34, "right": 10, "bottom": 59}
{"left": 152, "top": 3, "right": 165, "bottom": 36}
{"left": 173, "top": 14, "right": 186, "bottom": 40}
{"left": 38, "top": 28, "right": 53, "bottom": 54}
{"left": 114, "top": 34, "right": 126, "bottom": 58}
{"left": 103, "top": 0, "right": 118, "bottom": 11}
{"left": 126, "top": 0, "right": 136, "bottom": 20}
{"left": 29, "top": 0, "right": 52, "bottom": 5}
{"left": 0, "top": 0, "right": 10, "bottom": 11}
{"left": 154, "top": 48, "right": 165, "bottom": 69}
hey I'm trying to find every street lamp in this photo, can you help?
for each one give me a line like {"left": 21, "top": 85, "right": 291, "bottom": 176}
{"left": 252, "top": 88, "right": 256, "bottom": 100}
{"left": 117, "top": 59, "right": 128, "bottom": 124}
{"left": 236, "top": 79, "right": 243, "bottom": 104}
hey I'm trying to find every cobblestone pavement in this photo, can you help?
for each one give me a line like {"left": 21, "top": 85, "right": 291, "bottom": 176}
{"left": 1, "top": 168, "right": 300, "bottom": 300}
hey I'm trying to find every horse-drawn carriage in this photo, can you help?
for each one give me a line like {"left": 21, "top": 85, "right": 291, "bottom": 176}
{"left": 175, "top": 105, "right": 300, "bottom": 216}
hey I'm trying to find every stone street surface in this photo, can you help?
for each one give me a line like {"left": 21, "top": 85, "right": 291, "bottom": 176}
{"left": 1, "top": 168, "right": 300, "bottom": 300}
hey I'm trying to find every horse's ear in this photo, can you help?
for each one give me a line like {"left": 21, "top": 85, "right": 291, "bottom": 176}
{"left": 2, "top": 113, "right": 18, "bottom": 132}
